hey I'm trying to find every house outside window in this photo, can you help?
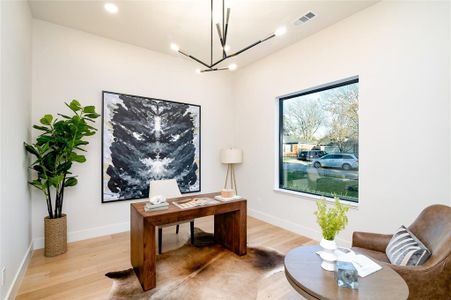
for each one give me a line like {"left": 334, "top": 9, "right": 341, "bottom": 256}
{"left": 278, "top": 77, "right": 359, "bottom": 203}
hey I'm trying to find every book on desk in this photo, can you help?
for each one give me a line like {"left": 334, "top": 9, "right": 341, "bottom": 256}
{"left": 172, "top": 197, "right": 219, "bottom": 209}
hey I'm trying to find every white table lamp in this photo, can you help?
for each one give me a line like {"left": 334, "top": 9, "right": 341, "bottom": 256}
{"left": 220, "top": 148, "right": 243, "bottom": 195}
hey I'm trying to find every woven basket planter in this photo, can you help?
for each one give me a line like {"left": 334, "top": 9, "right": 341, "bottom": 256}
{"left": 44, "top": 214, "right": 67, "bottom": 257}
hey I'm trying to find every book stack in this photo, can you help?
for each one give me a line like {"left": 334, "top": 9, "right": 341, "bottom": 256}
{"left": 144, "top": 201, "right": 169, "bottom": 212}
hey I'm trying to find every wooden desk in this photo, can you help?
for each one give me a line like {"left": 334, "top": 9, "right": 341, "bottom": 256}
{"left": 284, "top": 245, "right": 409, "bottom": 300}
{"left": 130, "top": 192, "right": 247, "bottom": 291}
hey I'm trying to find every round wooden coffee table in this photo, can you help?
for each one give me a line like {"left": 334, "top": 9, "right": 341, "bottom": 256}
{"left": 284, "top": 245, "right": 409, "bottom": 300}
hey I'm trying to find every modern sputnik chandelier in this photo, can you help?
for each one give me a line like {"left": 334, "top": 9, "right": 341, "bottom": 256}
{"left": 170, "top": 0, "right": 287, "bottom": 73}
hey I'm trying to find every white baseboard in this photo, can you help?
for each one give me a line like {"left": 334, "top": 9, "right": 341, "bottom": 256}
{"left": 33, "top": 221, "right": 129, "bottom": 250}
{"left": 5, "top": 241, "right": 33, "bottom": 300}
{"left": 248, "top": 208, "right": 351, "bottom": 247}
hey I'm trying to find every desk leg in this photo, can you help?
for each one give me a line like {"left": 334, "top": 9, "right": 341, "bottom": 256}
{"left": 214, "top": 203, "right": 247, "bottom": 255}
{"left": 131, "top": 206, "right": 156, "bottom": 291}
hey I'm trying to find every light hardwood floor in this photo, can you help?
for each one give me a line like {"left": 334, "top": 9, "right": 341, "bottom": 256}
{"left": 16, "top": 216, "right": 315, "bottom": 299}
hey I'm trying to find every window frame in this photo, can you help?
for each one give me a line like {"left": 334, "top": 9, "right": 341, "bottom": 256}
{"left": 276, "top": 76, "right": 359, "bottom": 204}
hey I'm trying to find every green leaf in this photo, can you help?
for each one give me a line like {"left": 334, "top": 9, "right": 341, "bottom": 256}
{"left": 39, "top": 143, "right": 49, "bottom": 152}
{"left": 64, "top": 177, "right": 78, "bottom": 187}
{"left": 70, "top": 152, "right": 86, "bottom": 163}
{"left": 40, "top": 114, "right": 53, "bottom": 125}
{"left": 71, "top": 115, "right": 81, "bottom": 124}
{"left": 33, "top": 125, "right": 50, "bottom": 131}
{"left": 33, "top": 165, "right": 45, "bottom": 173}
{"left": 74, "top": 140, "right": 89, "bottom": 146}
{"left": 83, "top": 106, "right": 96, "bottom": 114}
{"left": 57, "top": 113, "right": 72, "bottom": 119}
{"left": 49, "top": 174, "right": 64, "bottom": 187}
{"left": 24, "top": 143, "right": 40, "bottom": 157}
{"left": 67, "top": 100, "right": 82, "bottom": 112}
{"left": 41, "top": 151, "right": 57, "bottom": 169}
{"left": 36, "top": 135, "right": 54, "bottom": 144}
{"left": 57, "top": 161, "right": 72, "bottom": 173}
{"left": 29, "top": 180, "right": 45, "bottom": 191}
{"left": 85, "top": 113, "right": 100, "bottom": 119}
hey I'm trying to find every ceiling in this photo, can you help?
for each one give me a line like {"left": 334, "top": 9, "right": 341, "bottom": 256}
{"left": 29, "top": 0, "right": 377, "bottom": 70}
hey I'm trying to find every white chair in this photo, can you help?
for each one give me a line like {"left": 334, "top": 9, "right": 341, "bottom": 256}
{"left": 149, "top": 179, "right": 194, "bottom": 254}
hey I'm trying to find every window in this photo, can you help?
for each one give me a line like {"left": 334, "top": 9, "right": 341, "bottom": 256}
{"left": 278, "top": 77, "right": 359, "bottom": 203}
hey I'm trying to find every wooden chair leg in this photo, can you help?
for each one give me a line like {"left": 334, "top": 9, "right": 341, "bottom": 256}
{"left": 158, "top": 227, "right": 162, "bottom": 255}
{"left": 190, "top": 221, "right": 195, "bottom": 244}
{"left": 176, "top": 224, "right": 180, "bottom": 234}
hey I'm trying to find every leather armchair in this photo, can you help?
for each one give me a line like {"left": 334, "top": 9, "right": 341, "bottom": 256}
{"left": 351, "top": 204, "right": 451, "bottom": 300}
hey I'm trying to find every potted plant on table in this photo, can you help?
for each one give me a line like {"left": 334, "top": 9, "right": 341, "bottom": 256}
{"left": 24, "top": 100, "right": 99, "bottom": 257}
{"left": 314, "top": 197, "right": 350, "bottom": 271}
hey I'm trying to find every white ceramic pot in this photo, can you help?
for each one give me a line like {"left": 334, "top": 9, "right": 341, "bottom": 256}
{"left": 319, "top": 238, "right": 337, "bottom": 271}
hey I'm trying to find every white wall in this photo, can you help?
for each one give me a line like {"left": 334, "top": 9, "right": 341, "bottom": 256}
{"left": 31, "top": 20, "right": 235, "bottom": 248}
{"left": 232, "top": 1, "right": 450, "bottom": 245}
{"left": 30, "top": 1, "right": 451, "bottom": 249}
{"left": 0, "top": 0, "right": 32, "bottom": 298}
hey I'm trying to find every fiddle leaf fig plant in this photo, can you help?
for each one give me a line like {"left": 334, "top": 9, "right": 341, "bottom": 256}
{"left": 24, "top": 100, "right": 100, "bottom": 219}
{"left": 315, "top": 197, "right": 350, "bottom": 241}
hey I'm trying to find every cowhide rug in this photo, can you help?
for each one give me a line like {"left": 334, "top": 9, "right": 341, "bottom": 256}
{"left": 106, "top": 235, "right": 288, "bottom": 300}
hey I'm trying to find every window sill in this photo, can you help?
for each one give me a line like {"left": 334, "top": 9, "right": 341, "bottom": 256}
{"left": 273, "top": 187, "right": 359, "bottom": 208}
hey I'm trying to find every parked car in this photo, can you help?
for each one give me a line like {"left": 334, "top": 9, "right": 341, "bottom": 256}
{"left": 297, "top": 150, "right": 326, "bottom": 161}
{"left": 312, "top": 153, "right": 358, "bottom": 170}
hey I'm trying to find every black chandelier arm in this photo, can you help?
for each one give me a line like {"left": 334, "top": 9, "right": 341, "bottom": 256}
{"left": 201, "top": 67, "right": 228, "bottom": 72}
{"left": 215, "top": 23, "right": 227, "bottom": 59}
{"left": 177, "top": 30, "right": 276, "bottom": 70}
{"left": 224, "top": 8, "right": 230, "bottom": 44}
{"left": 222, "top": 8, "right": 230, "bottom": 58}
{"left": 222, "top": 0, "right": 225, "bottom": 34}
{"left": 210, "top": 0, "right": 213, "bottom": 65}
{"left": 209, "top": 33, "right": 276, "bottom": 68}
{"left": 216, "top": 23, "right": 224, "bottom": 46}
{"left": 261, "top": 33, "right": 276, "bottom": 42}
{"left": 178, "top": 50, "right": 211, "bottom": 69}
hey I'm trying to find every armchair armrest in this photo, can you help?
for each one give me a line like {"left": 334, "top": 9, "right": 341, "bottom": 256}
{"left": 352, "top": 231, "right": 392, "bottom": 253}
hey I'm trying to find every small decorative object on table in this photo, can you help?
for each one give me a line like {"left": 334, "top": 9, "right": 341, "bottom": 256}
{"left": 221, "top": 189, "right": 235, "bottom": 198}
{"left": 145, "top": 195, "right": 169, "bottom": 212}
{"left": 335, "top": 261, "right": 359, "bottom": 289}
{"left": 314, "top": 197, "right": 350, "bottom": 271}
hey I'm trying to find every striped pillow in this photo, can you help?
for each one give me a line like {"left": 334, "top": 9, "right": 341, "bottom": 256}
{"left": 386, "top": 226, "right": 431, "bottom": 266}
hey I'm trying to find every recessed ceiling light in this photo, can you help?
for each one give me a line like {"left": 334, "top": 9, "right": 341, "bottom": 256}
{"left": 228, "top": 63, "right": 237, "bottom": 71}
{"left": 274, "top": 26, "right": 287, "bottom": 37}
{"left": 223, "top": 45, "right": 230, "bottom": 52}
{"left": 104, "top": 3, "right": 118, "bottom": 14}
{"left": 195, "top": 68, "right": 201, "bottom": 74}
{"left": 170, "top": 43, "right": 180, "bottom": 52}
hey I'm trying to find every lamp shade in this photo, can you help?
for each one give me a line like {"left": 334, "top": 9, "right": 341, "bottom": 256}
{"left": 220, "top": 148, "right": 243, "bottom": 164}
{"left": 149, "top": 179, "right": 181, "bottom": 198}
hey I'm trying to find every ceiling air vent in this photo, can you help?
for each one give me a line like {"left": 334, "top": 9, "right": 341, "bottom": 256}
{"left": 294, "top": 12, "right": 316, "bottom": 25}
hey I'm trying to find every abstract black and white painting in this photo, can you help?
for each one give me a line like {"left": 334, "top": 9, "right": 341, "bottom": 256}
{"left": 102, "top": 91, "right": 200, "bottom": 203}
